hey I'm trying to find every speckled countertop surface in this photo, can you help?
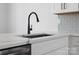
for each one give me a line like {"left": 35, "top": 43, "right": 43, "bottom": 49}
{"left": 0, "top": 33, "right": 79, "bottom": 50}
{"left": 0, "top": 33, "right": 29, "bottom": 50}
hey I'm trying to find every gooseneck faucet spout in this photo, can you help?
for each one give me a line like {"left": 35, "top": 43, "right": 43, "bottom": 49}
{"left": 28, "top": 12, "right": 40, "bottom": 34}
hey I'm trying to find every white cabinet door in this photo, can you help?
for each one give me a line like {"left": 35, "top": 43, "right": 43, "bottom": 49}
{"left": 53, "top": 3, "right": 67, "bottom": 13}
{"left": 32, "top": 37, "right": 68, "bottom": 55}
{"left": 53, "top": 3, "right": 61, "bottom": 13}
{"left": 54, "top": 3, "right": 79, "bottom": 13}
{"left": 66, "top": 3, "right": 79, "bottom": 11}
{"left": 68, "top": 36, "right": 79, "bottom": 55}
{"left": 45, "top": 47, "right": 68, "bottom": 55}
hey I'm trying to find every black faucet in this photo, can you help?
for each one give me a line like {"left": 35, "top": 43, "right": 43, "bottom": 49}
{"left": 27, "top": 12, "right": 40, "bottom": 34}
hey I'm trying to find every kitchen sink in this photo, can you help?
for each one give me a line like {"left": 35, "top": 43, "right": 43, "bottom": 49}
{"left": 18, "top": 33, "right": 53, "bottom": 38}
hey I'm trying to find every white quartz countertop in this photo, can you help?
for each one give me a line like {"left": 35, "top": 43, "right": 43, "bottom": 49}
{"left": 0, "top": 33, "right": 79, "bottom": 50}
{"left": 0, "top": 33, "right": 29, "bottom": 50}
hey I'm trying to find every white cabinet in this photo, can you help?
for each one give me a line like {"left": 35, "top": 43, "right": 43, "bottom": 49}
{"left": 53, "top": 3, "right": 61, "bottom": 13}
{"left": 45, "top": 47, "right": 68, "bottom": 55}
{"left": 54, "top": 3, "right": 79, "bottom": 15}
{"left": 65, "top": 3, "right": 79, "bottom": 11}
{"left": 68, "top": 36, "right": 79, "bottom": 55}
{"left": 53, "top": 3, "right": 67, "bottom": 13}
{"left": 32, "top": 37, "right": 68, "bottom": 55}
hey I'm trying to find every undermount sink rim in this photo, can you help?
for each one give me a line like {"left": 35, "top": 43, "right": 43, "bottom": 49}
{"left": 18, "top": 33, "right": 53, "bottom": 38}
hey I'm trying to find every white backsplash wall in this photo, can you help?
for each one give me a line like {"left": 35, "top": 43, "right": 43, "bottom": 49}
{"left": 0, "top": 4, "right": 9, "bottom": 33}
{"left": 8, "top": 3, "right": 59, "bottom": 34}
{"left": 58, "top": 14, "right": 79, "bottom": 34}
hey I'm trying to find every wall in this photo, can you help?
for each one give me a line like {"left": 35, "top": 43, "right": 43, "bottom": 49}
{"left": 58, "top": 14, "right": 79, "bottom": 34}
{"left": 9, "top": 3, "right": 79, "bottom": 34}
{"left": 0, "top": 4, "right": 9, "bottom": 33}
{"left": 1, "top": 3, "right": 77, "bottom": 34}
{"left": 8, "top": 3, "right": 59, "bottom": 34}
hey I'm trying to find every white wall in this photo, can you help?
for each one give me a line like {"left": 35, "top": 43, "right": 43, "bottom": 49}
{"left": 58, "top": 14, "right": 79, "bottom": 34}
{"left": 8, "top": 3, "right": 59, "bottom": 34}
{"left": 0, "top": 4, "right": 9, "bottom": 33}
{"left": 2, "top": 3, "right": 78, "bottom": 34}
{"left": 8, "top": 3, "right": 79, "bottom": 34}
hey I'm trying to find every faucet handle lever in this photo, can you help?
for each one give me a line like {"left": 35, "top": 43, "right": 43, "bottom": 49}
{"left": 30, "top": 25, "right": 32, "bottom": 31}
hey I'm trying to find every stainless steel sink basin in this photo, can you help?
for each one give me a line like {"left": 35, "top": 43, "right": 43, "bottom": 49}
{"left": 18, "top": 33, "right": 53, "bottom": 38}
